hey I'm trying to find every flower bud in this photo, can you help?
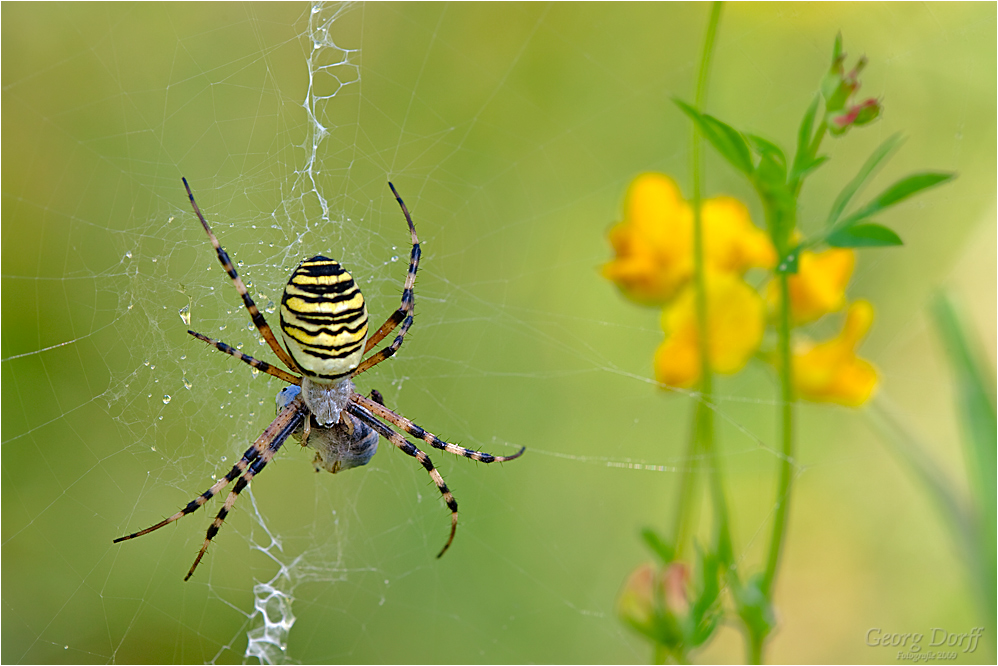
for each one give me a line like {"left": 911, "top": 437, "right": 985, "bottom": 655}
{"left": 830, "top": 98, "right": 882, "bottom": 136}
{"left": 821, "top": 37, "right": 881, "bottom": 135}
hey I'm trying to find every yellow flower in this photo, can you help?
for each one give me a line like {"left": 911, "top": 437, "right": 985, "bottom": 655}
{"left": 769, "top": 247, "right": 856, "bottom": 325}
{"left": 603, "top": 173, "right": 774, "bottom": 305}
{"left": 793, "top": 300, "right": 878, "bottom": 406}
{"left": 700, "top": 196, "right": 776, "bottom": 274}
{"left": 603, "top": 174, "right": 693, "bottom": 305}
{"left": 654, "top": 272, "right": 765, "bottom": 388}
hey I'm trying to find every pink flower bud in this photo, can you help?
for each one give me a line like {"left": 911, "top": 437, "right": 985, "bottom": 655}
{"left": 830, "top": 98, "right": 882, "bottom": 135}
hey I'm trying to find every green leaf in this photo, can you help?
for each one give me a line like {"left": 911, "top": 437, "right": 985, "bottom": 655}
{"left": 748, "top": 134, "right": 788, "bottom": 191}
{"left": 846, "top": 171, "right": 956, "bottom": 224}
{"left": 747, "top": 134, "right": 786, "bottom": 168}
{"left": 675, "top": 99, "right": 754, "bottom": 175}
{"left": 826, "top": 133, "right": 904, "bottom": 227}
{"left": 872, "top": 171, "right": 954, "bottom": 208}
{"left": 688, "top": 549, "right": 722, "bottom": 647}
{"left": 826, "top": 222, "right": 903, "bottom": 247}
{"left": 791, "top": 96, "right": 821, "bottom": 180}
{"left": 930, "top": 293, "right": 997, "bottom": 624}
{"left": 795, "top": 154, "right": 829, "bottom": 182}
{"left": 754, "top": 156, "right": 787, "bottom": 196}
{"left": 732, "top": 572, "right": 776, "bottom": 644}
{"left": 930, "top": 294, "right": 997, "bottom": 521}
{"left": 640, "top": 528, "right": 674, "bottom": 564}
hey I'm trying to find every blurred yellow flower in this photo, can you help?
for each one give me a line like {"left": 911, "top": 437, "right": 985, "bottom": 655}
{"left": 603, "top": 173, "right": 693, "bottom": 305}
{"left": 769, "top": 247, "right": 856, "bottom": 324}
{"left": 603, "top": 173, "right": 774, "bottom": 305}
{"left": 793, "top": 300, "right": 878, "bottom": 406}
{"left": 700, "top": 195, "right": 776, "bottom": 274}
{"left": 654, "top": 272, "right": 765, "bottom": 388}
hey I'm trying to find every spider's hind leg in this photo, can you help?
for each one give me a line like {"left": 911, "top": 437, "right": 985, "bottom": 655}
{"left": 348, "top": 402, "right": 459, "bottom": 557}
{"left": 351, "top": 393, "right": 526, "bottom": 463}
{"left": 184, "top": 400, "right": 305, "bottom": 581}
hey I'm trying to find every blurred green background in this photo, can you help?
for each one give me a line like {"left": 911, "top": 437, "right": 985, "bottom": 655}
{"left": 3, "top": 3, "right": 994, "bottom": 663}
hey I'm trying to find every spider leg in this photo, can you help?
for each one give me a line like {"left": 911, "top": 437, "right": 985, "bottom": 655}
{"left": 182, "top": 177, "right": 302, "bottom": 375}
{"left": 348, "top": 402, "right": 458, "bottom": 558}
{"left": 351, "top": 393, "right": 526, "bottom": 463}
{"left": 113, "top": 397, "right": 305, "bottom": 546}
{"left": 185, "top": 400, "right": 306, "bottom": 581}
{"left": 188, "top": 330, "right": 301, "bottom": 385}
{"left": 353, "top": 182, "right": 420, "bottom": 376}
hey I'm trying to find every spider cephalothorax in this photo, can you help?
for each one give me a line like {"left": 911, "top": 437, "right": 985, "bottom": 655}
{"left": 114, "top": 179, "right": 524, "bottom": 581}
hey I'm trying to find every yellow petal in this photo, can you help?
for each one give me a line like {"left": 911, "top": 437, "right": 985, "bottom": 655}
{"left": 768, "top": 248, "right": 856, "bottom": 325}
{"left": 793, "top": 300, "right": 878, "bottom": 406}
{"left": 603, "top": 173, "right": 692, "bottom": 305}
{"left": 654, "top": 318, "right": 701, "bottom": 388}
{"left": 655, "top": 272, "right": 765, "bottom": 388}
{"left": 701, "top": 196, "right": 777, "bottom": 273}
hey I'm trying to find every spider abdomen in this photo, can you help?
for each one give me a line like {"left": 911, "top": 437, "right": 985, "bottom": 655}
{"left": 280, "top": 256, "right": 369, "bottom": 381}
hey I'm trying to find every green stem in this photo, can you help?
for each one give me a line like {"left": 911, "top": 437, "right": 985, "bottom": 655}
{"left": 672, "top": 1, "right": 724, "bottom": 559}
{"left": 763, "top": 272, "right": 796, "bottom": 592}
{"left": 748, "top": 633, "right": 764, "bottom": 665}
{"left": 792, "top": 119, "right": 828, "bottom": 198}
{"left": 689, "top": 1, "right": 732, "bottom": 562}
{"left": 671, "top": 413, "right": 702, "bottom": 559}
{"left": 693, "top": 3, "right": 723, "bottom": 111}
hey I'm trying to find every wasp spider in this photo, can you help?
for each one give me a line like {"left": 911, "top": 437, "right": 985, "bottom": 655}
{"left": 114, "top": 179, "right": 524, "bottom": 581}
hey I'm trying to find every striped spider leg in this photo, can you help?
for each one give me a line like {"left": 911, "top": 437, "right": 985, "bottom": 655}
{"left": 352, "top": 182, "right": 420, "bottom": 375}
{"left": 114, "top": 178, "right": 523, "bottom": 580}
{"left": 114, "top": 395, "right": 306, "bottom": 580}
{"left": 347, "top": 396, "right": 524, "bottom": 557}
{"left": 181, "top": 177, "right": 303, "bottom": 378}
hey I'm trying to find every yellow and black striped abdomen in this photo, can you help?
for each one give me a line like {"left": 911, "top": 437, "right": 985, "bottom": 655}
{"left": 280, "top": 256, "right": 369, "bottom": 381}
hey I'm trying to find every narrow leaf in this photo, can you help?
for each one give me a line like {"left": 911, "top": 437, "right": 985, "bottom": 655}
{"left": 792, "top": 95, "right": 820, "bottom": 176}
{"left": 930, "top": 294, "right": 997, "bottom": 507}
{"left": 675, "top": 99, "right": 754, "bottom": 175}
{"left": 848, "top": 171, "right": 956, "bottom": 222}
{"left": 930, "top": 293, "right": 997, "bottom": 621}
{"left": 831, "top": 32, "right": 843, "bottom": 63}
{"left": 826, "top": 133, "right": 904, "bottom": 227}
{"left": 826, "top": 222, "right": 903, "bottom": 248}
{"left": 795, "top": 154, "right": 829, "bottom": 181}
{"left": 753, "top": 151, "right": 788, "bottom": 194}
{"left": 640, "top": 528, "right": 674, "bottom": 564}
{"left": 747, "top": 134, "right": 787, "bottom": 169}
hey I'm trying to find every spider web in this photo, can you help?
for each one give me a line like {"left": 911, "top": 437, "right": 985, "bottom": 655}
{"left": 2, "top": 3, "right": 995, "bottom": 664}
